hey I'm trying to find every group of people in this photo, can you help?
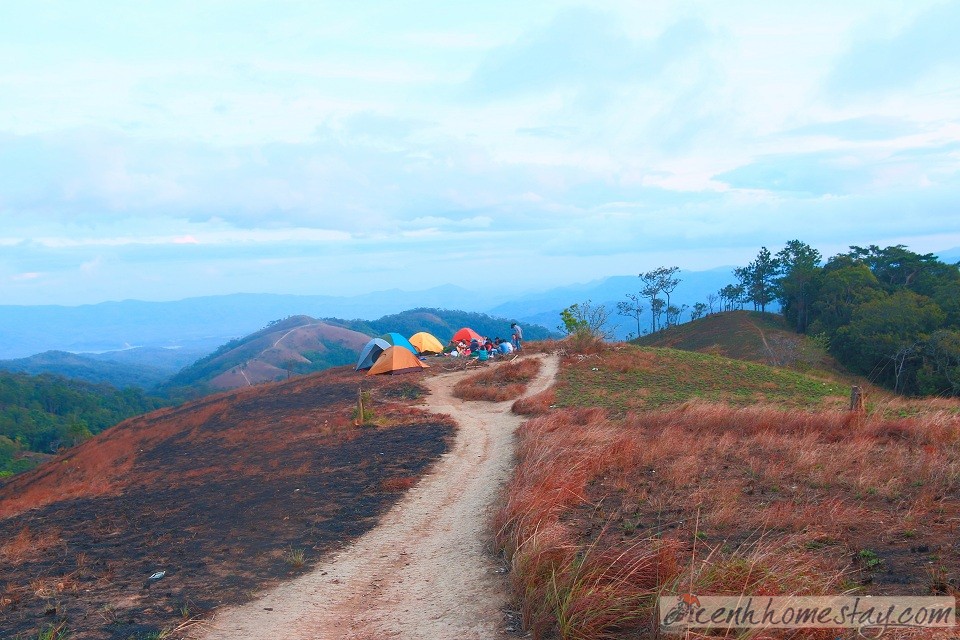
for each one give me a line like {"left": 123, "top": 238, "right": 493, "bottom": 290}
{"left": 446, "top": 323, "right": 523, "bottom": 360}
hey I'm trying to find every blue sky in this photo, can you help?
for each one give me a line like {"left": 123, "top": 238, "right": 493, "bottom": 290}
{"left": 2, "top": 1, "right": 959, "bottom": 305}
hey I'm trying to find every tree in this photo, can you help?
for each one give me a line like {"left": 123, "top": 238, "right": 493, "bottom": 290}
{"left": 833, "top": 290, "right": 945, "bottom": 393}
{"left": 640, "top": 266, "right": 681, "bottom": 330}
{"left": 650, "top": 298, "right": 665, "bottom": 332}
{"left": 659, "top": 267, "right": 682, "bottom": 326}
{"left": 847, "top": 244, "right": 939, "bottom": 290}
{"left": 666, "top": 304, "right": 687, "bottom": 327}
{"left": 919, "top": 329, "right": 960, "bottom": 395}
{"left": 690, "top": 302, "right": 707, "bottom": 321}
{"left": 616, "top": 294, "right": 645, "bottom": 340}
{"left": 639, "top": 270, "right": 664, "bottom": 333}
{"left": 719, "top": 284, "right": 744, "bottom": 311}
{"left": 807, "top": 262, "right": 884, "bottom": 337}
{"left": 705, "top": 293, "right": 718, "bottom": 315}
{"left": 776, "top": 240, "right": 822, "bottom": 333}
{"left": 736, "top": 247, "right": 779, "bottom": 312}
{"left": 559, "top": 300, "right": 614, "bottom": 341}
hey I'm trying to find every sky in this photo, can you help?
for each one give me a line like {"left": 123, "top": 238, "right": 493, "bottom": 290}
{"left": 2, "top": 1, "right": 959, "bottom": 305}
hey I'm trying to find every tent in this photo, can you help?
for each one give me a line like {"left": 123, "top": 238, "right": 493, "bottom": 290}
{"left": 367, "top": 346, "right": 430, "bottom": 376}
{"left": 378, "top": 332, "right": 418, "bottom": 355}
{"left": 452, "top": 327, "right": 483, "bottom": 343}
{"left": 409, "top": 331, "right": 444, "bottom": 354}
{"left": 355, "top": 337, "right": 391, "bottom": 370}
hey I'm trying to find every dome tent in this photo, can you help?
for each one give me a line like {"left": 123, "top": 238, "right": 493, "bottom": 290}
{"left": 378, "top": 332, "right": 418, "bottom": 355}
{"left": 451, "top": 327, "right": 482, "bottom": 343}
{"left": 355, "top": 337, "right": 391, "bottom": 371}
{"left": 409, "top": 331, "right": 444, "bottom": 354}
{"left": 367, "top": 346, "right": 430, "bottom": 376}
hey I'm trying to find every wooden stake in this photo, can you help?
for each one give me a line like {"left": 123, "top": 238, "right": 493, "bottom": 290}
{"left": 355, "top": 384, "right": 364, "bottom": 426}
{"left": 850, "top": 385, "right": 865, "bottom": 413}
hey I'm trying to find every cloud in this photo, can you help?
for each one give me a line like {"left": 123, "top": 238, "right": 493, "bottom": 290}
{"left": 825, "top": 2, "right": 960, "bottom": 97}
{"left": 465, "top": 9, "right": 711, "bottom": 98}
{"left": 783, "top": 116, "right": 919, "bottom": 142}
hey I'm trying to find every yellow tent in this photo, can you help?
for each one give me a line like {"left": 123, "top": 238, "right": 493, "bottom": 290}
{"left": 409, "top": 331, "right": 444, "bottom": 354}
{"left": 366, "top": 346, "right": 430, "bottom": 376}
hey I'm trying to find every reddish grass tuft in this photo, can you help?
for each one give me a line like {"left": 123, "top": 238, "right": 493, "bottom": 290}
{"left": 0, "top": 527, "right": 62, "bottom": 563}
{"left": 453, "top": 358, "right": 542, "bottom": 402}
{"left": 380, "top": 476, "right": 417, "bottom": 492}
{"left": 512, "top": 388, "right": 556, "bottom": 416}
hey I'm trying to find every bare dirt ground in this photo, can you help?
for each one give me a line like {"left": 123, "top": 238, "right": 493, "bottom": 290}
{"left": 196, "top": 353, "right": 559, "bottom": 640}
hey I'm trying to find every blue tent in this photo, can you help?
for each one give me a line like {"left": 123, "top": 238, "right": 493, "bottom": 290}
{"left": 378, "top": 332, "right": 418, "bottom": 355}
{"left": 356, "top": 337, "right": 391, "bottom": 371}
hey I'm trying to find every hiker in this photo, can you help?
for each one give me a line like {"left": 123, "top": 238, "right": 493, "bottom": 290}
{"left": 511, "top": 323, "right": 523, "bottom": 352}
{"left": 496, "top": 337, "right": 513, "bottom": 355}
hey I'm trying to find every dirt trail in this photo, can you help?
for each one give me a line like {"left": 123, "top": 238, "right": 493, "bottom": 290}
{"left": 196, "top": 354, "right": 559, "bottom": 640}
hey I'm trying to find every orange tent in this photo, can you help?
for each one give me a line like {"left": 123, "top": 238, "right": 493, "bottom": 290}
{"left": 452, "top": 327, "right": 482, "bottom": 343}
{"left": 366, "top": 346, "right": 430, "bottom": 376}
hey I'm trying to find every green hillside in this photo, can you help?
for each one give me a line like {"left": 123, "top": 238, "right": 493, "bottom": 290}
{"left": 558, "top": 343, "right": 851, "bottom": 415}
{"left": 0, "top": 372, "right": 165, "bottom": 476}
{"left": 633, "top": 310, "right": 837, "bottom": 373}
{"left": 0, "top": 350, "right": 172, "bottom": 389}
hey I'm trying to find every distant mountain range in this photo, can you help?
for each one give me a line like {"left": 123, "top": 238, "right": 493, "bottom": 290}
{"left": 2, "top": 248, "right": 956, "bottom": 363}
{"left": 0, "top": 270, "right": 733, "bottom": 360}
{"left": 0, "top": 308, "right": 557, "bottom": 392}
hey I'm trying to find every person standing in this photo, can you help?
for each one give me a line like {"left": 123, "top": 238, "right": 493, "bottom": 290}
{"left": 510, "top": 322, "right": 523, "bottom": 352}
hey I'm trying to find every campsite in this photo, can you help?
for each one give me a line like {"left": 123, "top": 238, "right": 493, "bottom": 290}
{"left": 3, "top": 3, "right": 960, "bottom": 639}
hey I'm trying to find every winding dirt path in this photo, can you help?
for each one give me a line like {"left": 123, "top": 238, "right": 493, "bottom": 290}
{"left": 196, "top": 354, "right": 559, "bottom": 640}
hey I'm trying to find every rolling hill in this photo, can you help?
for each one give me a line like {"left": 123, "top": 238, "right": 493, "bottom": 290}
{"left": 0, "top": 350, "right": 176, "bottom": 389}
{"left": 633, "top": 309, "right": 838, "bottom": 372}
{"left": 167, "top": 316, "right": 372, "bottom": 390}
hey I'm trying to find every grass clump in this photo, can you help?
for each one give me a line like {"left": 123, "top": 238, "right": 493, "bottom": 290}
{"left": 453, "top": 358, "right": 542, "bottom": 402}
{"left": 283, "top": 547, "right": 306, "bottom": 569}
{"left": 35, "top": 622, "right": 69, "bottom": 640}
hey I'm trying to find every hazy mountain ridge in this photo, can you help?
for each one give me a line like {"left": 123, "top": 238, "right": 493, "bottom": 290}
{"left": 0, "top": 351, "right": 167, "bottom": 389}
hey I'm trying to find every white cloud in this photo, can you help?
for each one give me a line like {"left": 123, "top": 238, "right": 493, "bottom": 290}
{"left": 0, "top": 1, "right": 958, "bottom": 305}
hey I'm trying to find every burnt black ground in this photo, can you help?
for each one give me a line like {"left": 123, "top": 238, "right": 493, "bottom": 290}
{"left": 0, "top": 369, "right": 452, "bottom": 640}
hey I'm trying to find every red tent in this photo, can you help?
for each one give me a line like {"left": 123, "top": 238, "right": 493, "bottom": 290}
{"left": 452, "top": 327, "right": 482, "bottom": 343}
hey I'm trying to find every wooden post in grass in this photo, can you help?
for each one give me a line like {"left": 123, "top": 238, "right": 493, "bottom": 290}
{"left": 850, "top": 385, "right": 865, "bottom": 413}
{"left": 355, "top": 384, "right": 364, "bottom": 426}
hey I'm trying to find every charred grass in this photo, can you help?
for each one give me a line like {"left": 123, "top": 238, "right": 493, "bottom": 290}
{"left": 0, "top": 368, "right": 452, "bottom": 640}
{"left": 497, "top": 345, "right": 960, "bottom": 639}
{"left": 453, "top": 357, "right": 542, "bottom": 402}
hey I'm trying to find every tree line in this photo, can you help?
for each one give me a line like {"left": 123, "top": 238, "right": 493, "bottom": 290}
{"left": 0, "top": 372, "right": 165, "bottom": 476}
{"left": 573, "top": 240, "right": 959, "bottom": 396}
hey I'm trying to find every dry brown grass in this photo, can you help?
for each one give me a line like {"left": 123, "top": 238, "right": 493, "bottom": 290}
{"left": 380, "top": 476, "right": 417, "bottom": 492}
{"left": 496, "top": 403, "right": 960, "bottom": 639}
{"left": 0, "top": 526, "right": 63, "bottom": 564}
{"left": 453, "top": 357, "right": 543, "bottom": 402}
{"left": 512, "top": 388, "right": 556, "bottom": 416}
